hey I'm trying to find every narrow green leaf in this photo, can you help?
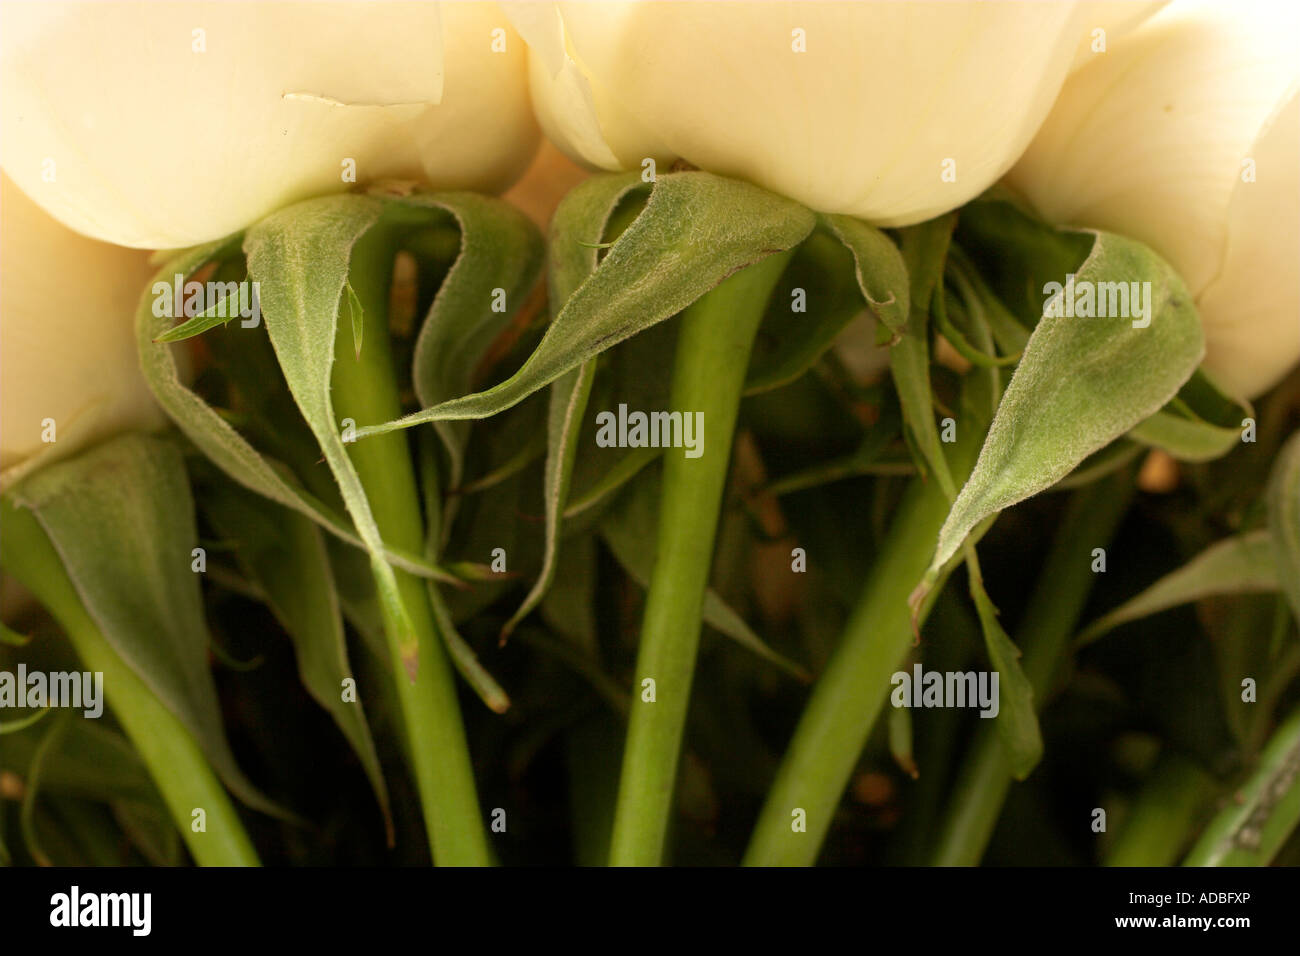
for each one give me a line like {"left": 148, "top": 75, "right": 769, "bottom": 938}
{"left": 345, "top": 281, "right": 364, "bottom": 359}
{"left": 1077, "top": 531, "right": 1278, "bottom": 647}
{"left": 501, "top": 174, "right": 645, "bottom": 641}
{"left": 354, "top": 171, "right": 816, "bottom": 438}
{"left": 135, "top": 243, "right": 463, "bottom": 585}
{"left": 935, "top": 284, "right": 1018, "bottom": 368}
{"left": 152, "top": 292, "right": 246, "bottom": 344}
{"left": 200, "top": 478, "right": 391, "bottom": 837}
{"left": 243, "top": 193, "right": 421, "bottom": 675}
{"left": 426, "top": 583, "right": 510, "bottom": 714}
{"left": 967, "top": 549, "right": 1042, "bottom": 779}
{"left": 923, "top": 231, "right": 1204, "bottom": 586}
{"left": 1267, "top": 431, "right": 1300, "bottom": 625}
{"left": 10, "top": 434, "right": 280, "bottom": 816}
{"left": 891, "top": 214, "right": 958, "bottom": 499}
{"left": 947, "top": 250, "right": 1030, "bottom": 355}
{"left": 888, "top": 699, "right": 918, "bottom": 779}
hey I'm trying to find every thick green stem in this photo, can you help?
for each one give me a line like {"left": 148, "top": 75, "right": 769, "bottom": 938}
{"left": 1, "top": 501, "right": 259, "bottom": 866}
{"left": 1183, "top": 705, "right": 1300, "bottom": 866}
{"left": 333, "top": 232, "right": 490, "bottom": 865}
{"left": 742, "top": 423, "right": 981, "bottom": 866}
{"left": 930, "top": 469, "right": 1135, "bottom": 865}
{"left": 608, "top": 250, "right": 792, "bottom": 866}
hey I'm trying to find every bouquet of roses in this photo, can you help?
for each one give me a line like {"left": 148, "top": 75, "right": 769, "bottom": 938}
{"left": 1, "top": 0, "right": 1296, "bottom": 869}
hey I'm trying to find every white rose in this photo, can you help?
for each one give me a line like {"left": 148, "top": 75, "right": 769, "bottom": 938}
{"left": 1006, "top": 0, "right": 1300, "bottom": 398}
{"left": 1, "top": 174, "right": 162, "bottom": 488}
{"left": 1, "top": 1, "right": 539, "bottom": 248}
{"left": 507, "top": 0, "right": 1092, "bottom": 226}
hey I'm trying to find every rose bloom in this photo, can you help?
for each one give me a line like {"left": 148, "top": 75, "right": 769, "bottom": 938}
{"left": 1, "top": 1, "right": 539, "bottom": 248}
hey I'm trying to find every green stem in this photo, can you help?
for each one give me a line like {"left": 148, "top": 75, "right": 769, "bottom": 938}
{"left": 1106, "top": 753, "right": 1215, "bottom": 866}
{"left": 1183, "top": 705, "right": 1300, "bottom": 866}
{"left": 608, "top": 250, "right": 792, "bottom": 866}
{"left": 742, "top": 424, "right": 981, "bottom": 866}
{"left": 930, "top": 469, "right": 1135, "bottom": 865}
{"left": 333, "top": 230, "right": 490, "bottom": 865}
{"left": 1, "top": 501, "right": 259, "bottom": 866}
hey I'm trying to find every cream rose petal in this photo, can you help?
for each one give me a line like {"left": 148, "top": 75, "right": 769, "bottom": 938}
{"left": 1, "top": 1, "right": 538, "bottom": 248}
{"left": 1006, "top": 0, "right": 1300, "bottom": 298}
{"left": 1, "top": 173, "right": 162, "bottom": 487}
{"left": 545, "top": 0, "right": 1082, "bottom": 226}
{"left": 1196, "top": 92, "right": 1300, "bottom": 398}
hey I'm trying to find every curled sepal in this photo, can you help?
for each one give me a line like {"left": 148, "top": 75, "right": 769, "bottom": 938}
{"left": 354, "top": 171, "right": 817, "bottom": 439}
{"left": 821, "top": 213, "right": 910, "bottom": 341}
{"left": 135, "top": 239, "right": 464, "bottom": 585}
{"left": 916, "top": 230, "right": 1204, "bottom": 600}
{"left": 242, "top": 194, "right": 419, "bottom": 675}
{"left": 500, "top": 173, "right": 647, "bottom": 643}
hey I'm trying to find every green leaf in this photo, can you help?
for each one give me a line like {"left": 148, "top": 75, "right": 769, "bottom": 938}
{"left": 10, "top": 434, "right": 280, "bottom": 816}
{"left": 600, "top": 470, "right": 810, "bottom": 682}
{"left": 887, "top": 698, "right": 918, "bottom": 779}
{"left": 1076, "top": 531, "right": 1279, "bottom": 647}
{"left": 199, "top": 477, "right": 391, "bottom": 837}
{"left": 891, "top": 214, "right": 958, "bottom": 499}
{"left": 954, "top": 189, "right": 1095, "bottom": 331}
{"left": 354, "top": 171, "right": 816, "bottom": 438}
{"left": 243, "top": 193, "right": 422, "bottom": 675}
{"left": 345, "top": 281, "right": 364, "bottom": 359}
{"left": 922, "top": 230, "right": 1205, "bottom": 585}
{"left": 1267, "top": 431, "right": 1300, "bottom": 626}
{"left": 1184, "top": 705, "right": 1300, "bottom": 866}
{"left": 967, "top": 549, "right": 1042, "bottom": 779}
{"left": 405, "top": 191, "right": 546, "bottom": 493}
{"left": 426, "top": 583, "right": 510, "bottom": 714}
{"left": 135, "top": 242, "right": 462, "bottom": 585}
{"left": 564, "top": 315, "right": 679, "bottom": 526}
{"left": 958, "top": 193, "right": 1247, "bottom": 464}
{"left": 1129, "top": 370, "right": 1253, "bottom": 462}
{"left": 744, "top": 228, "right": 867, "bottom": 394}
{"left": 501, "top": 174, "right": 645, "bottom": 641}
{"left": 153, "top": 290, "right": 248, "bottom": 344}
{"left": 823, "top": 213, "right": 910, "bottom": 340}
